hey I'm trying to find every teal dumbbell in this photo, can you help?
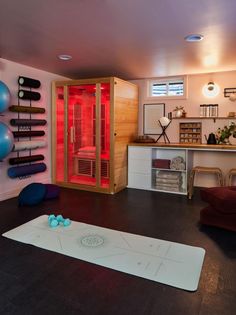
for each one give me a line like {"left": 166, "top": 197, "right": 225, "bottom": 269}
{"left": 48, "top": 214, "right": 71, "bottom": 227}
{"left": 63, "top": 218, "right": 71, "bottom": 227}
{"left": 56, "top": 215, "right": 64, "bottom": 223}
{"left": 48, "top": 214, "right": 59, "bottom": 227}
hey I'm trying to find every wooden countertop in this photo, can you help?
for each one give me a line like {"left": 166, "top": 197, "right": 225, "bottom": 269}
{"left": 128, "top": 142, "right": 236, "bottom": 151}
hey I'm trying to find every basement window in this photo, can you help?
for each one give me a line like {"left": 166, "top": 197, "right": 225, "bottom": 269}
{"left": 147, "top": 76, "right": 187, "bottom": 99}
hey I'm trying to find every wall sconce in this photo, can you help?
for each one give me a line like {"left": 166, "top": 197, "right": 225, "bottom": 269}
{"left": 202, "top": 81, "right": 220, "bottom": 97}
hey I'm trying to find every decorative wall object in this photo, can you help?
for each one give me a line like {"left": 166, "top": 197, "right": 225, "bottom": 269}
{"left": 224, "top": 88, "right": 236, "bottom": 101}
{"left": 143, "top": 103, "right": 165, "bottom": 135}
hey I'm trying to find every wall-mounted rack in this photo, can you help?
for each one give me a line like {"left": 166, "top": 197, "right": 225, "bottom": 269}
{"left": 8, "top": 76, "right": 47, "bottom": 179}
{"left": 224, "top": 88, "right": 236, "bottom": 97}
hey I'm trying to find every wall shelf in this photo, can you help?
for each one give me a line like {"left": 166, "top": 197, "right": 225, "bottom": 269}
{"left": 172, "top": 117, "right": 236, "bottom": 123}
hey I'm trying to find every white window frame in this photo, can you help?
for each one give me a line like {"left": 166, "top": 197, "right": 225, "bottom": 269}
{"left": 146, "top": 76, "right": 188, "bottom": 100}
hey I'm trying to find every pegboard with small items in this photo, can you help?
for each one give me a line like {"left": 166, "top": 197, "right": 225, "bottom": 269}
{"left": 179, "top": 122, "right": 202, "bottom": 144}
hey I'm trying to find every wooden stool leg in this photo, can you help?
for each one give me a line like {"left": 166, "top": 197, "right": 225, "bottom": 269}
{"left": 229, "top": 173, "right": 232, "bottom": 186}
{"left": 220, "top": 172, "right": 224, "bottom": 186}
{"left": 217, "top": 172, "right": 224, "bottom": 186}
{"left": 188, "top": 170, "right": 195, "bottom": 199}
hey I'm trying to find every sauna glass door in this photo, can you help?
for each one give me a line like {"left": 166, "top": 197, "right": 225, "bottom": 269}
{"left": 67, "top": 83, "right": 110, "bottom": 188}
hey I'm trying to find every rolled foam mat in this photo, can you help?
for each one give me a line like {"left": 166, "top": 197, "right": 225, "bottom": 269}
{"left": 10, "top": 119, "right": 47, "bottom": 126}
{"left": 13, "top": 140, "right": 46, "bottom": 151}
{"left": 9, "top": 105, "right": 45, "bottom": 114}
{"left": 7, "top": 163, "right": 47, "bottom": 178}
{"left": 18, "top": 90, "right": 41, "bottom": 101}
{"left": 9, "top": 154, "right": 44, "bottom": 165}
{"left": 18, "top": 76, "right": 41, "bottom": 89}
{"left": 13, "top": 131, "right": 45, "bottom": 138}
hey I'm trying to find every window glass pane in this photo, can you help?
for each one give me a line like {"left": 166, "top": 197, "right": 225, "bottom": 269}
{"left": 152, "top": 83, "right": 167, "bottom": 96}
{"left": 168, "top": 82, "right": 184, "bottom": 96}
{"left": 149, "top": 77, "right": 185, "bottom": 97}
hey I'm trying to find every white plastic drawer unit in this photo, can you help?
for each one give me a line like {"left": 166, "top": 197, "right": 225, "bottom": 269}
{"left": 128, "top": 146, "right": 152, "bottom": 189}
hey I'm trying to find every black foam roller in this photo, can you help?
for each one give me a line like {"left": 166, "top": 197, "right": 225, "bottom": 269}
{"left": 13, "top": 131, "right": 45, "bottom": 138}
{"left": 10, "top": 119, "right": 47, "bottom": 126}
{"left": 9, "top": 154, "right": 45, "bottom": 165}
{"left": 18, "top": 76, "right": 41, "bottom": 89}
{"left": 18, "top": 90, "right": 41, "bottom": 101}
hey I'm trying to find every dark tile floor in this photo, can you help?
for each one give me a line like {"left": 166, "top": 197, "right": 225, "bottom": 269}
{"left": 0, "top": 187, "right": 235, "bottom": 315}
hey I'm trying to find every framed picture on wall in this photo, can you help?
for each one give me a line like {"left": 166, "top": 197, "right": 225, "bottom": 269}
{"left": 143, "top": 103, "right": 165, "bottom": 134}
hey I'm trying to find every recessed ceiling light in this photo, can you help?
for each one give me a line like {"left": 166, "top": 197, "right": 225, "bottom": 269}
{"left": 58, "top": 54, "right": 72, "bottom": 61}
{"left": 184, "top": 34, "right": 204, "bottom": 42}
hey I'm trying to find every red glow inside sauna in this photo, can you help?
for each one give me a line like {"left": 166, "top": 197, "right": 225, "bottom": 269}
{"left": 66, "top": 83, "right": 110, "bottom": 188}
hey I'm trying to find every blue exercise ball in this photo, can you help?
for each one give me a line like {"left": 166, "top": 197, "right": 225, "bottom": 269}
{"left": 0, "top": 81, "right": 11, "bottom": 113}
{"left": 0, "top": 122, "right": 14, "bottom": 160}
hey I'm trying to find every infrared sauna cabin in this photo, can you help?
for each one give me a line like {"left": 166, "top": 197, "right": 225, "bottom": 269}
{"left": 52, "top": 77, "right": 138, "bottom": 194}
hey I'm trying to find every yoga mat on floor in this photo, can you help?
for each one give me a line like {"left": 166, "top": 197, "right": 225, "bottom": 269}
{"left": 2, "top": 215, "right": 205, "bottom": 291}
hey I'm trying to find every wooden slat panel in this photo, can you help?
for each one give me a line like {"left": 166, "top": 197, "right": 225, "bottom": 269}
{"left": 113, "top": 79, "right": 138, "bottom": 191}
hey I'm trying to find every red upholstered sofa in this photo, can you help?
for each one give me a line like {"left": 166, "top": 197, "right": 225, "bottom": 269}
{"left": 200, "top": 186, "right": 236, "bottom": 232}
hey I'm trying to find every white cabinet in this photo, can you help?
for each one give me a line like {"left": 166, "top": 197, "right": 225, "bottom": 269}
{"left": 128, "top": 147, "right": 152, "bottom": 190}
{"left": 128, "top": 145, "right": 192, "bottom": 195}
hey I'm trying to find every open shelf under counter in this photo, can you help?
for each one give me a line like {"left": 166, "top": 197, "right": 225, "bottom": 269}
{"left": 152, "top": 167, "right": 187, "bottom": 172}
{"left": 128, "top": 145, "right": 190, "bottom": 195}
{"left": 128, "top": 143, "right": 236, "bottom": 196}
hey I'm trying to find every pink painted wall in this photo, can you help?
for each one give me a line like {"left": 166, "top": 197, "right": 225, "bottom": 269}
{"left": 0, "top": 58, "right": 68, "bottom": 201}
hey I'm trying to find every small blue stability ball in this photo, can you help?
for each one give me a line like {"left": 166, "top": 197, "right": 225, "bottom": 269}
{"left": 0, "top": 122, "right": 14, "bottom": 160}
{"left": 0, "top": 80, "right": 11, "bottom": 113}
